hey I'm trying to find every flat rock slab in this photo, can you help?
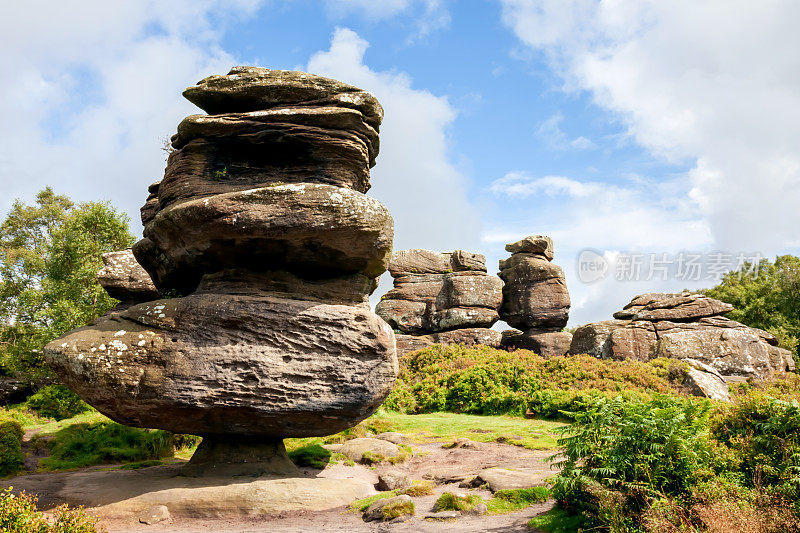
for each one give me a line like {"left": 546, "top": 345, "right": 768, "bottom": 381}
{"left": 4, "top": 466, "right": 374, "bottom": 519}
{"left": 472, "top": 467, "right": 549, "bottom": 492}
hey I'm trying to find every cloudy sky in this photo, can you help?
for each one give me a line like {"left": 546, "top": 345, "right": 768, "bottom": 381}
{"left": 2, "top": 1, "right": 798, "bottom": 325}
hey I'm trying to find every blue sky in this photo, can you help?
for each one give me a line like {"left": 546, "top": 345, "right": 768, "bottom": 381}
{"left": 2, "top": 1, "right": 798, "bottom": 325}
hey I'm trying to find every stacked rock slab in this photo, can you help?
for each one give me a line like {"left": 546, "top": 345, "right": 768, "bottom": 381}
{"left": 376, "top": 249, "right": 503, "bottom": 355}
{"left": 45, "top": 67, "right": 398, "bottom": 476}
{"left": 569, "top": 291, "right": 796, "bottom": 381}
{"left": 498, "top": 236, "right": 572, "bottom": 356}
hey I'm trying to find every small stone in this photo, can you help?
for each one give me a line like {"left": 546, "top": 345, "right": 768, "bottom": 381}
{"left": 137, "top": 505, "right": 170, "bottom": 525}
{"left": 338, "top": 438, "right": 402, "bottom": 464}
{"left": 424, "top": 510, "right": 461, "bottom": 520}
{"left": 472, "top": 467, "right": 548, "bottom": 492}
{"left": 377, "top": 470, "right": 412, "bottom": 491}
{"left": 466, "top": 502, "right": 488, "bottom": 515}
{"left": 375, "top": 432, "right": 405, "bottom": 444}
{"left": 504, "top": 235, "right": 553, "bottom": 260}
{"left": 446, "top": 437, "right": 479, "bottom": 449}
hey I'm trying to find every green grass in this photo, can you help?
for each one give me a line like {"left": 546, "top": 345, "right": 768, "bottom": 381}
{"left": 486, "top": 487, "right": 550, "bottom": 514}
{"left": 403, "top": 480, "right": 435, "bottom": 496}
{"left": 527, "top": 508, "right": 587, "bottom": 532}
{"left": 284, "top": 410, "right": 563, "bottom": 465}
{"left": 350, "top": 491, "right": 399, "bottom": 512}
{"left": 374, "top": 411, "right": 562, "bottom": 450}
{"left": 381, "top": 498, "right": 415, "bottom": 519}
{"left": 434, "top": 492, "right": 484, "bottom": 512}
{"left": 38, "top": 421, "right": 184, "bottom": 471}
{"left": 288, "top": 443, "right": 331, "bottom": 468}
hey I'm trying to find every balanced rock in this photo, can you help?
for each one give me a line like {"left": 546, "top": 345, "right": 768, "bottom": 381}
{"left": 569, "top": 291, "right": 795, "bottom": 380}
{"left": 376, "top": 249, "right": 503, "bottom": 355}
{"left": 499, "top": 235, "right": 571, "bottom": 356}
{"left": 45, "top": 67, "right": 397, "bottom": 476}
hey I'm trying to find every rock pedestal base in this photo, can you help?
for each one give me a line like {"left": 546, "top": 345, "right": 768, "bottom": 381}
{"left": 182, "top": 437, "right": 299, "bottom": 477}
{"left": 2, "top": 465, "right": 375, "bottom": 519}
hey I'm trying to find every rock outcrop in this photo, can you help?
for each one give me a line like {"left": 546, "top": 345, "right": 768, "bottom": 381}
{"left": 97, "top": 249, "right": 159, "bottom": 302}
{"left": 45, "top": 67, "right": 397, "bottom": 476}
{"left": 376, "top": 249, "right": 503, "bottom": 355}
{"left": 569, "top": 291, "right": 796, "bottom": 380}
{"left": 498, "top": 236, "right": 572, "bottom": 356}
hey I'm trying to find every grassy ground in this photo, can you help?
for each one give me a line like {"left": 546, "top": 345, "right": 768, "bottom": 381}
{"left": 1, "top": 403, "right": 563, "bottom": 474}
{"left": 283, "top": 410, "right": 564, "bottom": 457}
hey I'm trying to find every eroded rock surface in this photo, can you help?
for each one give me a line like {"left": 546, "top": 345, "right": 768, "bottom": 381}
{"left": 376, "top": 249, "right": 503, "bottom": 355}
{"left": 45, "top": 67, "right": 397, "bottom": 475}
{"left": 569, "top": 291, "right": 795, "bottom": 380}
{"left": 97, "top": 249, "right": 159, "bottom": 302}
{"left": 499, "top": 236, "right": 571, "bottom": 356}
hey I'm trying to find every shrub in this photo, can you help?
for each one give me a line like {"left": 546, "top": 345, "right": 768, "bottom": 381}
{"left": 40, "top": 421, "right": 182, "bottom": 470}
{"left": 550, "top": 395, "right": 715, "bottom": 529}
{"left": 26, "top": 385, "right": 91, "bottom": 420}
{"left": 0, "top": 421, "right": 24, "bottom": 477}
{"left": 0, "top": 487, "right": 103, "bottom": 532}
{"left": 383, "top": 345, "right": 691, "bottom": 419}
{"left": 711, "top": 393, "right": 800, "bottom": 512}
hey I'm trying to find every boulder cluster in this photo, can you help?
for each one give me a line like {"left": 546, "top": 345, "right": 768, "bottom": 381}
{"left": 376, "top": 249, "right": 504, "bottom": 355}
{"left": 498, "top": 236, "right": 572, "bottom": 356}
{"left": 570, "top": 291, "right": 796, "bottom": 382}
{"left": 45, "top": 67, "right": 398, "bottom": 475}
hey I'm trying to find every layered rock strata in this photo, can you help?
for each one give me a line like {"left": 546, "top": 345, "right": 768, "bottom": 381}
{"left": 569, "top": 291, "right": 796, "bottom": 380}
{"left": 376, "top": 249, "right": 503, "bottom": 355}
{"left": 499, "top": 236, "right": 572, "bottom": 356}
{"left": 45, "top": 67, "right": 398, "bottom": 476}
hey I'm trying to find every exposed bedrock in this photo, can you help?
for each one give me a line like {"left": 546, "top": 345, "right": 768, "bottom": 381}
{"left": 45, "top": 67, "right": 397, "bottom": 476}
{"left": 569, "top": 291, "right": 795, "bottom": 380}
{"left": 376, "top": 249, "right": 503, "bottom": 355}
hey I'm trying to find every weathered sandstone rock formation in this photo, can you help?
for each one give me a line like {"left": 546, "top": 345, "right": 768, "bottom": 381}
{"left": 45, "top": 67, "right": 398, "bottom": 476}
{"left": 570, "top": 291, "right": 796, "bottom": 381}
{"left": 376, "top": 249, "right": 503, "bottom": 355}
{"left": 499, "top": 236, "right": 572, "bottom": 356}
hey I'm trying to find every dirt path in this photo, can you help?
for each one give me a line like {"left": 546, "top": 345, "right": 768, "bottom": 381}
{"left": 5, "top": 439, "right": 558, "bottom": 532}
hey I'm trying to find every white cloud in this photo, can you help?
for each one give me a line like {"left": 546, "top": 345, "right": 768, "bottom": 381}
{"left": 308, "top": 28, "right": 479, "bottom": 253}
{"left": 501, "top": 0, "right": 800, "bottom": 253}
{"left": 535, "top": 113, "right": 596, "bottom": 150}
{"left": 308, "top": 28, "right": 478, "bottom": 309}
{"left": 486, "top": 171, "right": 713, "bottom": 325}
{"left": 0, "top": 0, "right": 262, "bottom": 232}
{"left": 324, "top": 0, "right": 450, "bottom": 41}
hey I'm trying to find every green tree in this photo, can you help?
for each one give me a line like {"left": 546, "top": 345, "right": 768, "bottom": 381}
{"left": 0, "top": 188, "right": 134, "bottom": 379}
{"left": 705, "top": 255, "right": 800, "bottom": 355}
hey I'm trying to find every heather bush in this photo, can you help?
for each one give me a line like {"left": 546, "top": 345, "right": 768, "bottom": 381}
{"left": 383, "top": 344, "right": 690, "bottom": 418}
{"left": 711, "top": 392, "right": 800, "bottom": 513}
{"left": 0, "top": 487, "right": 103, "bottom": 532}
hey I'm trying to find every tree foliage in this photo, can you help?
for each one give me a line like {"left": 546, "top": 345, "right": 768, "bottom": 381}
{"left": 705, "top": 255, "right": 800, "bottom": 355}
{"left": 0, "top": 188, "right": 134, "bottom": 378}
